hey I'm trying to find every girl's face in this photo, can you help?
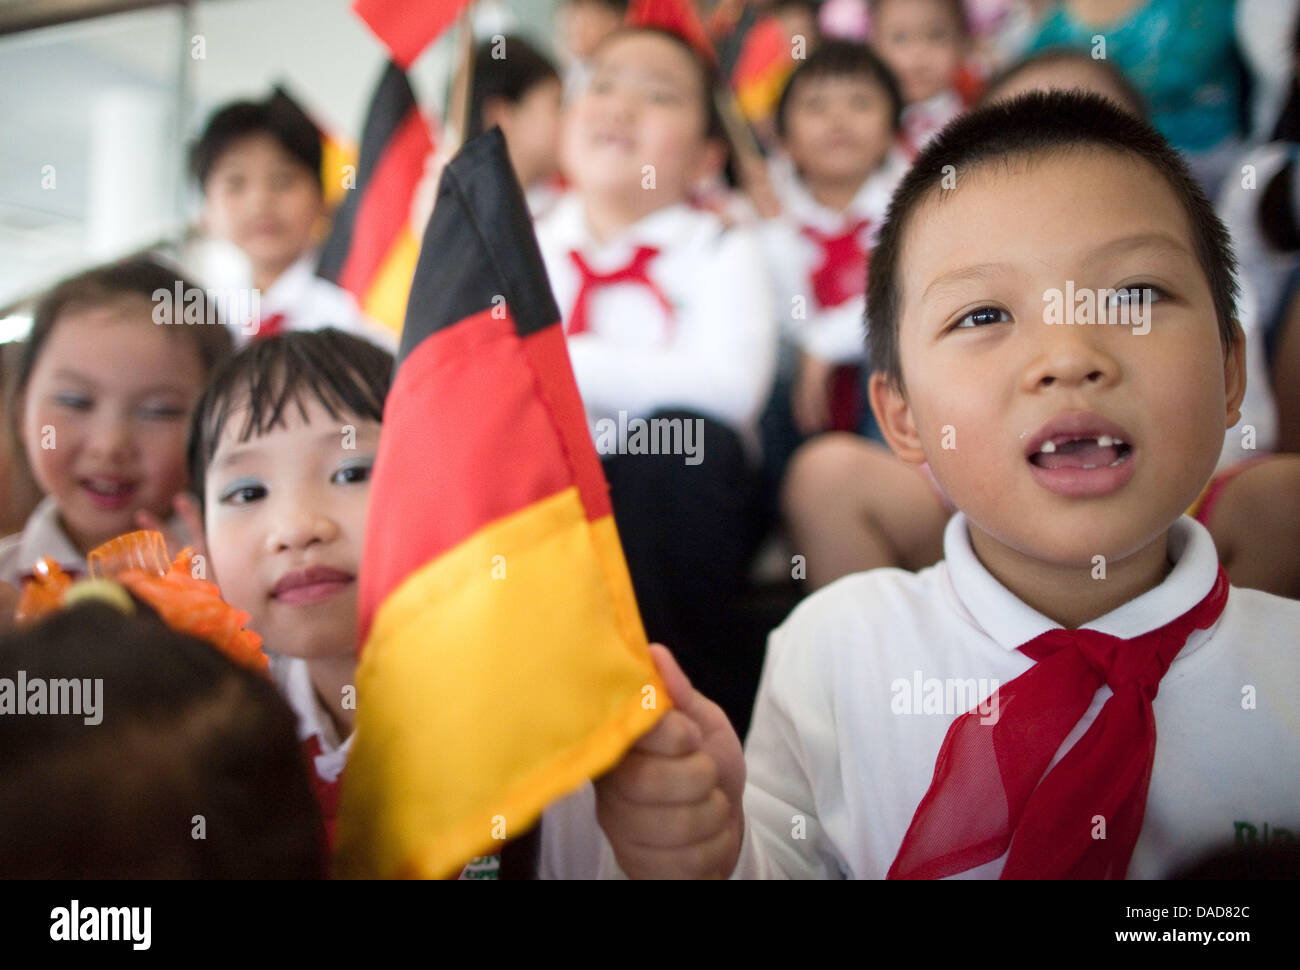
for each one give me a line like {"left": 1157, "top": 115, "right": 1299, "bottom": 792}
{"left": 203, "top": 393, "right": 379, "bottom": 662}
{"left": 19, "top": 300, "right": 204, "bottom": 554}
{"left": 562, "top": 31, "right": 713, "bottom": 204}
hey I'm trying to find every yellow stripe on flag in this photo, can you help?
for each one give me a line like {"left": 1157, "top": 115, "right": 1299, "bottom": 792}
{"left": 360, "top": 227, "right": 420, "bottom": 337}
{"left": 334, "top": 486, "right": 666, "bottom": 879}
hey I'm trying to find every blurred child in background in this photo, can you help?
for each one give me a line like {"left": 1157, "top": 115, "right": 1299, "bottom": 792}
{"left": 468, "top": 35, "right": 566, "bottom": 219}
{"left": 757, "top": 41, "right": 909, "bottom": 517}
{"left": 191, "top": 95, "right": 394, "bottom": 349}
{"left": 869, "top": 0, "right": 970, "bottom": 156}
{"left": 0, "top": 257, "right": 232, "bottom": 587}
{"left": 555, "top": 0, "right": 629, "bottom": 97}
{"left": 538, "top": 25, "right": 777, "bottom": 731}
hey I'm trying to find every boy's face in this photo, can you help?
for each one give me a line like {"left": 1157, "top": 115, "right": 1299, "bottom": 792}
{"left": 782, "top": 74, "right": 895, "bottom": 187}
{"left": 558, "top": 0, "right": 623, "bottom": 62}
{"left": 872, "top": 0, "right": 965, "bottom": 105}
{"left": 20, "top": 302, "right": 203, "bottom": 554}
{"left": 493, "top": 77, "right": 564, "bottom": 189}
{"left": 871, "top": 151, "right": 1245, "bottom": 570}
{"left": 562, "top": 31, "right": 713, "bottom": 203}
{"left": 203, "top": 133, "right": 324, "bottom": 277}
{"left": 203, "top": 393, "right": 379, "bottom": 662}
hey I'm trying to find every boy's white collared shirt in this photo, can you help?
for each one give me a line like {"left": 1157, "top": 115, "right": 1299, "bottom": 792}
{"left": 760, "top": 148, "right": 911, "bottom": 364}
{"left": 902, "top": 88, "right": 964, "bottom": 155}
{"left": 535, "top": 193, "right": 777, "bottom": 449}
{"left": 732, "top": 511, "right": 1300, "bottom": 879}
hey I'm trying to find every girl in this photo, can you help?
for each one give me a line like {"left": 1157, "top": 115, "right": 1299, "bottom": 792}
{"left": 0, "top": 256, "right": 233, "bottom": 586}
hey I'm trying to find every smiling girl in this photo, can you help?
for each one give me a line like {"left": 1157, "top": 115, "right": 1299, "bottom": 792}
{"left": 0, "top": 257, "right": 233, "bottom": 586}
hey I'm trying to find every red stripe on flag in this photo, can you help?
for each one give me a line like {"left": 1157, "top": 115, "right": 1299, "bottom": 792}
{"left": 338, "top": 110, "right": 431, "bottom": 298}
{"left": 354, "top": 0, "right": 471, "bottom": 70}
{"left": 519, "top": 324, "right": 611, "bottom": 523}
{"left": 359, "top": 310, "right": 579, "bottom": 642}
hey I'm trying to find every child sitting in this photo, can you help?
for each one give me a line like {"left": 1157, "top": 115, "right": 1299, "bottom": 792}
{"left": 536, "top": 25, "right": 777, "bottom": 731}
{"left": 0, "top": 599, "right": 324, "bottom": 878}
{"left": 592, "top": 92, "right": 1300, "bottom": 879}
{"left": 0, "top": 257, "right": 232, "bottom": 587}
{"left": 869, "top": 0, "right": 970, "bottom": 156}
{"left": 190, "top": 95, "right": 395, "bottom": 350}
{"left": 468, "top": 35, "right": 565, "bottom": 220}
{"left": 757, "top": 40, "right": 910, "bottom": 514}
{"left": 187, "top": 328, "right": 390, "bottom": 848}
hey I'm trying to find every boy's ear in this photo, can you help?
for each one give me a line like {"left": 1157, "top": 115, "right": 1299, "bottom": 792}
{"left": 481, "top": 96, "right": 512, "bottom": 134}
{"left": 869, "top": 371, "right": 927, "bottom": 464}
{"left": 1223, "top": 317, "right": 1248, "bottom": 428}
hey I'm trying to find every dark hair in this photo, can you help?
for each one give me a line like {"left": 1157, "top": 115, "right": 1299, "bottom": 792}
{"left": 560, "top": 0, "right": 629, "bottom": 10}
{"left": 190, "top": 96, "right": 322, "bottom": 190}
{"left": 187, "top": 328, "right": 393, "bottom": 514}
{"left": 6, "top": 256, "right": 235, "bottom": 465}
{"left": 0, "top": 601, "right": 325, "bottom": 878}
{"left": 596, "top": 26, "right": 728, "bottom": 143}
{"left": 775, "top": 39, "right": 904, "bottom": 138}
{"left": 980, "top": 48, "right": 1148, "bottom": 119}
{"left": 468, "top": 35, "right": 561, "bottom": 140}
{"left": 869, "top": 0, "right": 968, "bottom": 36}
{"left": 867, "top": 91, "right": 1239, "bottom": 391}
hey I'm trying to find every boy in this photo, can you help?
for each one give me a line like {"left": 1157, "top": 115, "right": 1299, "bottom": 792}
{"left": 593, "top": 92, "right": 1300, "bottom": 878}
{"left": 869, "top": 0, "right": 968, "bottom": 156}
{"left": 190, "top": 97, "right": 395, "bottom": 350}
{"left": 467, "top": 36, "right": 565, "bottom": 219}
{"left": 537, "top": 26, "right": 776, "bottom": 731}
{"left": 760, "top": 41, "right": 908, "bottom": 470}
{"left": 187, "top": 329, "right": 390, "bottom": 845}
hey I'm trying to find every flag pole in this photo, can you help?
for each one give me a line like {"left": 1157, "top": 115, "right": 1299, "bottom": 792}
{"left": 444, "top": 1, "right": 477, "bottom": 152}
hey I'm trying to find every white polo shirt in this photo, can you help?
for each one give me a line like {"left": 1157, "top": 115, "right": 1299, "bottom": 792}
{"left": 733, "top": 512, "right": 1300, "bottom": 878}
{"left": 535, "top": 194, "right": 777, "bottom": 450}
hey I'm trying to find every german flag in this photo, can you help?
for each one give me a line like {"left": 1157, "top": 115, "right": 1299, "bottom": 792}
{"left": 334, "top": 129, "right": 667, "bottom": 880}
{"left": 353, "top": 0, "right": 472, "bottom": 70}
{"left": 316, "top": 60, "right": 432, "bottom": 338}
{"left": 730, "top": 15, "right": 796, "bottom": 126}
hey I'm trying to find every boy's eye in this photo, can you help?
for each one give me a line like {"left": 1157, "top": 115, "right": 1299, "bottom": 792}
{"left": 219, "top": 479, "right": 267, "bottom": 505}
{"left": 54, "top": 392, "right": 91, "bottom": 410}
{"left": 1107, "top": 285, "right": 1166, "bottom": 307}
{"left": 332, "top": 459, "right": 373, "bottom": 485}
{"left": 953, "top": 306, "right": 1011, "bottom": 329}
{"left": 139, "top": 402, "right": 187, "bottom": 421}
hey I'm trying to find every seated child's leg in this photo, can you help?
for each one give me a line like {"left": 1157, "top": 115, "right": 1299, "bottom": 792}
{"left": 1204, "top": 454, "right": 1300, "bottom": 599}
{"left": 781, "top": 432, "right": 950, "bottom": 589}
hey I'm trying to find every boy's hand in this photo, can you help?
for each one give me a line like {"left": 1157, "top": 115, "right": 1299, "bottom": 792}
{"left": 594, "top": 644, "right": 746, "bottom": 879}
{"left": 135, "top": 492, "right": 207, "bottom": 565}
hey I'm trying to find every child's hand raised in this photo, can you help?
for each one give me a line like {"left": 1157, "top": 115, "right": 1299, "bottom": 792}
{"left": 594, "top": 644, "right": 746, "bottom": 879}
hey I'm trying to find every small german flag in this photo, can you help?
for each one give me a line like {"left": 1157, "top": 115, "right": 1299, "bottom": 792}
{"left": 316, "top": 60, "right": 432, "bottom": 338}
{"left": 334, "top": 128, "right": 667, "bottom": 880}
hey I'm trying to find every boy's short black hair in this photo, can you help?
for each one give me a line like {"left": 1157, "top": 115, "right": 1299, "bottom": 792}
{"left": 775, "top": 39, "right": 904, "bottom": 138}
{"left": 7, "top": 255, "right": 234, "bottom": 461}
{"left": 866, "top": 91, "right": 1239, "bottom": 391}
{"left": 980, "top": 48, "right": 1148, "bottom": 120}
{"left": 597, "top": 26, "right": 728, "bottom": 143}
{"left": 187, "top": 328, "right": 393, "bottom": 513}
{"left": 0, "top": 601, "right": 324, "bottom": 878}
{"left": 869, "top": 0, "right": 968, "bottom": 36}
{"left": 468, "top": 35, "right": 561, "bottom": 140}
{"left": 190, "top": 95, "right": 322, "bottom": 190}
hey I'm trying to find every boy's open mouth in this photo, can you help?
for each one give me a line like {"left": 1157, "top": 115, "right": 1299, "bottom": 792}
{"left": 1029, "top": 435, "right": 1133, "bottom": 470}
{"left": 1025, "top": 413, "right": 1137, "bottom": 498}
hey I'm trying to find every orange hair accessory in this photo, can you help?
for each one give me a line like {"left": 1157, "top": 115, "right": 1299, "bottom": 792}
{"left": 16, "top": 531, "right": 268, "bottom": 675}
